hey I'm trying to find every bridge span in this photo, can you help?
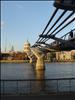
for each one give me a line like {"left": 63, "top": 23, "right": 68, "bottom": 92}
{"left": 24, "top": 0, "right": 75, "bottom": 70}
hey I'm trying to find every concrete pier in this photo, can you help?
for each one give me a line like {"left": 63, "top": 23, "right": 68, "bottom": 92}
{"left": 31, "top": 48, "right": 45, "bottom": 70}
{"left": 36, "top": 56, "right": 45, "bottom": 70}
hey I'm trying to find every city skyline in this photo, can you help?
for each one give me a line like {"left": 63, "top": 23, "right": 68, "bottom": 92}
{"left": 1, "top": 1, "right": 75, "bottom": 52}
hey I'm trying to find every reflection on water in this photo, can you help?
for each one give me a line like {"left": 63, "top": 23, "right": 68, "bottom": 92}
{"left": 33, "top": 70, "right": 45, "bottom": 93}
{"left": 35, "top": 70, "right": 45, "bottom": 79}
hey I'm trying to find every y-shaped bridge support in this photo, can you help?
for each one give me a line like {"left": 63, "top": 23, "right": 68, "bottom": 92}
{"left": 24, "top": 43, "right": 45, "bottom": 70}
{"left": 31, "top": 47, "right": 45, "bottom": 70}
{"left": 26, "top": 52, "right": 35, "bottom": 64}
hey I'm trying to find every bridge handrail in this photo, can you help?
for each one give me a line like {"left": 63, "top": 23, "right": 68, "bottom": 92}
{"left": 1, "top": 77, "right": 75, "bottom": 81}
{"left": 1, "top": 78, "right": 75, "bottom": 95}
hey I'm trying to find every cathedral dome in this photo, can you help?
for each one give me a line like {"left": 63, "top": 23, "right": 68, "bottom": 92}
{"left": 24, "top": 40, "right": 30, "bottom": 52}
{"left": 24, "top": 40, "right": 30, "bottom": 46}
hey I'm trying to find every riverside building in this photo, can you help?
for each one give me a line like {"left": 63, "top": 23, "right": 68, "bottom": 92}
{"left": 56, "top": 50, "right": 75, "bottom": 61}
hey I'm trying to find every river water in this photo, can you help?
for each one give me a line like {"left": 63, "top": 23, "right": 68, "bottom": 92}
{"left": 1, "top": 62, "right": 75, "bottom": 94}
{"left": 1, "top": 62, "right": 75, "bottom": 79}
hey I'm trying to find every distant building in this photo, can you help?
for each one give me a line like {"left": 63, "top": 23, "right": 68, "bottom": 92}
{"left": 1, "top": 41, "right": 31, "bottom": 60}
{"left": 0, "top": 51, "right": 29, "bottom": 60}
{"left": 56, "top": 50, "right": 75, "bottom": 61}
{"left": 9, "top": 45, "right": 15, "bottom": 53}
{"left": 23, "top": 40, "right": 31, "bottom": 53}
{"left": 0, "top": 52, "right": 10, "bottom": 60}
{"left": 71, "top": 50, "right": 75, "bottom": 60}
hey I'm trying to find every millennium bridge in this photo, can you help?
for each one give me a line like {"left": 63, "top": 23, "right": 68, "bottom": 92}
{"left": 24, "top": 0, "right": 75, "bottom": 70}
{"left": 1, "top": 0, "right": 75, "bottom": 96}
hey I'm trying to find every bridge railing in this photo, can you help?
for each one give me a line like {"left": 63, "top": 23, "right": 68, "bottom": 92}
{"left": 1, "top": 78, "right": 75, "bottom": 95}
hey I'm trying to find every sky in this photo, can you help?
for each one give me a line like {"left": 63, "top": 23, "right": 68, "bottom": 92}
{"left": 1, "top": 1, "right": 75, "bottom": 52}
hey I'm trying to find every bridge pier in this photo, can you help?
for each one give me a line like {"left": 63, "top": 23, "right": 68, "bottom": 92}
{"left": 31, "top": 48, "right": 45, "bottom": 70}
{"left": 36, "top": 56, "right": 45, "bottom": 70}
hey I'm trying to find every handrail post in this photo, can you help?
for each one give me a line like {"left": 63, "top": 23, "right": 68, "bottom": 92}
{"left": 3, "top": 81, "right": 5, "bottom": 95}
{"left": 57, "top": 80, "right": 59, "bottom": 94}
{"left": 16, "top": 81, "right": 18, "bottom": 95}
{"left": 69, "top": 79, "right": 71, "bottom": 94}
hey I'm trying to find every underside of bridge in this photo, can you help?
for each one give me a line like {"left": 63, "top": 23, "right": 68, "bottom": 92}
{"left": 32, "top": 0, "right": 75, "bottom": 52}
{"left": 25, "top": 0, "right": 75, "bottom": 70}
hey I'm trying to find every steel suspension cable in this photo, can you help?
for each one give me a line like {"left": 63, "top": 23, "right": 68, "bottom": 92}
{"left": 42, "top": 11, "right": 74, "bottom": 43}
{"left": 44, "top": 17, "right": 75, "bottom": 42}
{"left": 39, "top": 10, "right": 67, "bottom": 42}
{"left": 36, "top": 8, "right": 58, "bottom": 43}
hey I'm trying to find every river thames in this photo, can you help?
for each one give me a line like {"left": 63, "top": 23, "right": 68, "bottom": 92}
{"left": 1, "top": 62, "right": 75, "bottom": 95}
{"left": 1, "top": 62, "right": 75, "bottom": 79}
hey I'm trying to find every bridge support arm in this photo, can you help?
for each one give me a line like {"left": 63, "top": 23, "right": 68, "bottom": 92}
{"left": 31, "top": 48, "right": 45, "bottom": 70}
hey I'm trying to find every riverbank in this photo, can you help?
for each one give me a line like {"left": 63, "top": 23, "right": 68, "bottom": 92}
{"left": 56, "top": 60, "right": 75, "bottom": 62}
{"left": 0, "top": 60, "right": 29, "bottom": 63}
{"left": 0, "top": 60, "right": 75, "bottom": 63}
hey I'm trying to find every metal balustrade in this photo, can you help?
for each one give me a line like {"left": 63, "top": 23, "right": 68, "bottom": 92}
{"left": 1, "top": 78, "right": 75, "bottom": 95}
